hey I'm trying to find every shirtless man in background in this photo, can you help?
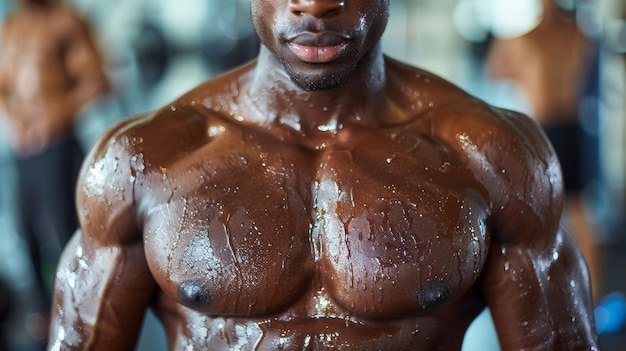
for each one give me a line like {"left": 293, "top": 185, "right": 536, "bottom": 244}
{"left": 48, "top": 0, "right": 599, "bottom": 350}
{"left": 0, "top": 0, "right": 108, "bottom": 343}
{"left": 0, "top": 0, "right": 108, "bottom": 155}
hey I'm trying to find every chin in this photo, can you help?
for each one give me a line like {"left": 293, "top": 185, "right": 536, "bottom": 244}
{"left": 291, "top": 74, "right": 347, "bottom": 91}
{"left": 284, "top": 61, "right": 356, "bottom": 91}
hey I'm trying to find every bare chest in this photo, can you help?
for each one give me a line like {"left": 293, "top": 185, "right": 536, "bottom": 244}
{"left": 142, "top": 129, "right": 491, "bottom": 319}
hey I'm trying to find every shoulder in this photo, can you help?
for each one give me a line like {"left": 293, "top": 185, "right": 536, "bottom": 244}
{"left": 76, "top": 106, "right": 201, "bottom": 241}
{"left": 384, "top": 56, "right": 562, "bottom": 244}
{"left": 76, "top": 113, "right": 154, "bottom": 245}
{"left": 94, "top": 62, "right": 254, "bottom": 167}
{"left": 79, "top": 102, "right": 214, "bottom": 202}
{"left": 384, "top": 57, "right": 555, "bottom": 174}
{"left": 76, "top": 106, "right": 194, "bottom": 244}
{"left": 425, "top": 97, "right": 563, "bottom": 245}
{"left": 77, "top": 74, "right": 246, "bottom": 243}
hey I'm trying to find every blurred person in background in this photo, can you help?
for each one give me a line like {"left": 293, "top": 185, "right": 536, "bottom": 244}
{"left": 0, "top": 0, "right": 108, "bottom": 346}
{"left": 487, "top": 0, "right": 603, "bottom": 300}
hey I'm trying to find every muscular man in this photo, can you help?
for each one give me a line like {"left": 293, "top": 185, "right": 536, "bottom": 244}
{"left": 0, "top": 0, "right": 108, "bottom": 338}
{"left": 48, "top": 1, "right": 598, "bottom": 350}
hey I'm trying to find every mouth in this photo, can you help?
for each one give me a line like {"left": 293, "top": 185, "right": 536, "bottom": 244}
{"left": 286, "top": 32, "right": 348, "bottom": 63}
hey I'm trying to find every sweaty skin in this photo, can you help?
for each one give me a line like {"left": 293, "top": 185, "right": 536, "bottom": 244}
{"left": 48, "top": 1, "right": 598, "bottom": 350}
{"left": 0, "top": 0, "right": 109, "bottom": 156}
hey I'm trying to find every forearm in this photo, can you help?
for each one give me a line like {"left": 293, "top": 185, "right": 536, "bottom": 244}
{"left": 540, "top": 229, "right": 598, "bottom": 349}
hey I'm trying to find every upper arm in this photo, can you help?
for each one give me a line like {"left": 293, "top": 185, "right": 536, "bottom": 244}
{"left": 48, "top": 118, "right": 156, "bottom": 351}
{"left": 482, "top": 226, "right": 597, "bottom": 349}
{"left": 476, "top": 110, "right": 598, "bottom": 349}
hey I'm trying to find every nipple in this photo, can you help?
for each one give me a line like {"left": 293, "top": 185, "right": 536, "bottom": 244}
{"left": 178, "top": 280, "right": 212, "bottom": 308}
{"left": 417, "top": 281, "right": 451, "bottom": 309}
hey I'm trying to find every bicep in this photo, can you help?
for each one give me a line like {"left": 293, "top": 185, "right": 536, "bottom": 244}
{"left": 481, "top": 226, "right": 598, "bottom": 350}
{"left": 49, "top": 229, "right": 156, "bottom": 351}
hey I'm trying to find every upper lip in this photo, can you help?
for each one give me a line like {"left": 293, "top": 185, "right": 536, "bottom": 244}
{"left": 287, "top": 31, "right": 348, "bottom": 47}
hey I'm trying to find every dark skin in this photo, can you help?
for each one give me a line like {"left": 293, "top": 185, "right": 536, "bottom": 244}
{"left": 48, "top": 1, "right": 599, "bottom": 350}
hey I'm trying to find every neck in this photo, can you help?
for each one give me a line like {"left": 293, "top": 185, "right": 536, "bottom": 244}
{"left": 243, "top": 44, "right": 388, "bottom": 134}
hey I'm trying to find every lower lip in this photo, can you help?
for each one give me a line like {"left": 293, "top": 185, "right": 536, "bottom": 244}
{"left": 288, "top": 43, "right": 346, "bottom": 63}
